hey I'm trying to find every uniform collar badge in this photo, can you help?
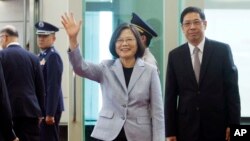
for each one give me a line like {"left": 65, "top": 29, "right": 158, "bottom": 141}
{"left": 40, "top": 58, "right": 46, "bottom": 65}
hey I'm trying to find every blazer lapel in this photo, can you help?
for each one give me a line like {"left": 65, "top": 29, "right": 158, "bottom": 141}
{"left": 111, "top": 59, "right": 128, "bottom": 93}
{"left": 199, "top": 38, "right": 214, "bottom": 85}
{"left": 127, "top": 59, "right": 145, "bottom": 93}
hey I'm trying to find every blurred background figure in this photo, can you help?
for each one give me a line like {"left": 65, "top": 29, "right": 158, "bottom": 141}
{"left": 0, "top": 25, "right": 45, "bottom": 141}
{"left": 131, "top": 12, "right": 158, "bottom": 70}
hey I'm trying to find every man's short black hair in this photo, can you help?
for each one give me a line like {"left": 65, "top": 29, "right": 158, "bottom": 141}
{"left": 180, "top": 6, "right": 206, "bottom": 24}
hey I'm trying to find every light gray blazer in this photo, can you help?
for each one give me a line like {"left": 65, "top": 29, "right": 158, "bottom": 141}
{"left": 68, "top": 47, "right": 165, "bottom": 141}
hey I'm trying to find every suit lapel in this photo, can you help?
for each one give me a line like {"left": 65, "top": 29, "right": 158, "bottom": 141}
{"left": 127, "top": 59, "right": 145, "bottom": 93}
{"left": 199, "top": 38, "right": 214, "bottom": 85}
{"left": 112, "top": 59, "right": 128, "bottom": 93}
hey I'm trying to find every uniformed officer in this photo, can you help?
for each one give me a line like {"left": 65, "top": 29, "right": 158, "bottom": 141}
{"left": 131, "top": 13, "right": 159, "bottom": 69}
{"left": 35, "top": 21, "right": 64, "bottom": 141}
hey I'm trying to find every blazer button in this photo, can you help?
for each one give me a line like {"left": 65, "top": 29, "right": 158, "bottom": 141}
{"left": 121, "top": 116, "right": 125, "bottom": 120}
{"left": 197, "top": 91, "right": 200, "bottom": 94}
{"left": 122, "top": 104, "right": 126, "bottom": 108}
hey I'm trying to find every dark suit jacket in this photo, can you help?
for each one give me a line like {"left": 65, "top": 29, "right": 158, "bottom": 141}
{"left": 0, "top": 44, "right": 45, "bottom": 118}
{"left": 165, "top": 38, "right": 240, "bottom": 141}
{"left": 39, "top": 47, "right": 64, "bottom": 116}
{"left": 0, "top": 61, "right": 16, "bottom": 141}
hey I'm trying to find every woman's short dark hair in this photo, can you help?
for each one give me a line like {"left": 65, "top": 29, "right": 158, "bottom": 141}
{"left": 180, "top": 6, "right": 206, "bottom": 24}
{"left": 109, "top": 23, "right": 145, "bottom": 59}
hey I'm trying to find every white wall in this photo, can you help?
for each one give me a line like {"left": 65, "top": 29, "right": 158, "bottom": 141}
{"left": 40, "top": 0, "right": 69, "bottom": 124}
{"left": 41, "top": 0, "right": 84, "bottom": 140}
{"left": 0, "top": 0, "right": 28, "bottom": 47}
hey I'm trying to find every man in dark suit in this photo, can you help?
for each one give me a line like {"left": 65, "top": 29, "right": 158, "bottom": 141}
{"left": 165, "top": 6, "right": 240, "bottom": 141}
{"left": 35, "top": 21, "right": 64, "bottom": 141}
{"left": 0, "top": 25, "right": 45, "bottom": 141}
{"left": 0, "top": 60, "right": 19, "bottom": 141}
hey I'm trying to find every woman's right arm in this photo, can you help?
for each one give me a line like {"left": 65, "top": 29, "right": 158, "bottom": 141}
{"left": 68, "top": 46, "right": 102, "bottom": 82}
{"left": 62, "top": 13, "right": 102, "bottom": 82}
{"left": 61, "top": 12, "right": 82, "bottom": 51}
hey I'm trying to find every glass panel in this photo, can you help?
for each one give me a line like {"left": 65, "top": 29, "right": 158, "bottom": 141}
{"left": 84, "top": 11, "right": 112, "bottom": 122}
{"left": 205, "top": 9, "right": 250, "bottom": 117}
{"left": 86, "top": 0, "right": 112, "bottom": 2}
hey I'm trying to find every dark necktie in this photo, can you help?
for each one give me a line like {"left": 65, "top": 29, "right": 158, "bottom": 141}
{"left": 39, "top": 52, "right": 46, "bottom": 60}
{"left": 193, "top": 47, "right": 200, "bottom": 83}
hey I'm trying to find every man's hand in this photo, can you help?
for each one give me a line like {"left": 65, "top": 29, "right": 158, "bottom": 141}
{"left": 225, "top": 127, "right": 230, "bottom": 141}
{"left": 13, "top": 137, "right": 19, "bottom": 141}
{"left": 166, "top": 136, "right": 177, "bottom": 141}
{"left": 45, "top": 116, "right": 55, "bottom": 125}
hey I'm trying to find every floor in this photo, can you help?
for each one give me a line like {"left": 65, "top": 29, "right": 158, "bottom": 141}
{"left": 59, "top": 125, "right": 68, "bottom": 141}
